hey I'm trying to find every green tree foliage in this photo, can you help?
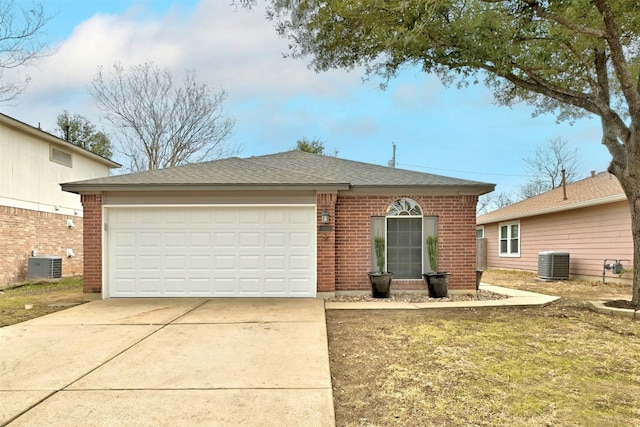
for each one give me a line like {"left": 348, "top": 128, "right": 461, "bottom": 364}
{"left": 294, "top": 137, "right": 338, "bottom": 156}
{"left": 55, "top": 111, "right": 113, "bottom": 158}
{"left": 258, "top": 0, "right": 640, "bottom": 306}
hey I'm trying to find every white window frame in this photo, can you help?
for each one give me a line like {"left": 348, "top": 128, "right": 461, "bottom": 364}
{"left": 498, "top": 221, "right": 520, "bottom": 257}
{"left": 386, "top": 198, "right": 423, "bottom": 279}
{"left": 476, "top": 226, "right": 485, "bottom": 238}
{"left": 50, "top": 146, "right": 73, "bottom": 168}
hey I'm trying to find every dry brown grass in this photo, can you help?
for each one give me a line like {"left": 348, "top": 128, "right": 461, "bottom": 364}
{"left": 327, "top": 270, "right": 640, "bottom": 426}
{"left": 0, "top": 277, "right": 84, "bottom": 327}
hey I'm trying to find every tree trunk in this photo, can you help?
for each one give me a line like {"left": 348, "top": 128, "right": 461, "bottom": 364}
{"left": 603, "top": 121, "right": 640, "bottom": 307}
{"left": 610, "top": 162, "right": 640, "bottom": 308}
{"left": 628, "top": 194, "right": 640, "bottom": 307}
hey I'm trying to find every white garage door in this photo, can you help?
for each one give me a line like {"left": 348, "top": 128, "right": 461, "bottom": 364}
{"left": 106, "top": 206, "right": 316, "bottom": 298}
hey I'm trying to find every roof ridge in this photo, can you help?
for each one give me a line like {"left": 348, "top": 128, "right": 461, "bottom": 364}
{"left": 243, "top": 152, "right": 348, "bottom": 184}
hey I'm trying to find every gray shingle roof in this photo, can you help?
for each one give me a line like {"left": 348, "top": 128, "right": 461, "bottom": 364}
{"left": 62, "top": 150, "right": 494, "bottom": 194}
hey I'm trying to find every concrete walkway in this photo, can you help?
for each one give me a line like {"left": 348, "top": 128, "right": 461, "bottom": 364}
{"left": 0, "top": 298, "right": 334, "bottom": 427}
{"left": 324, "top": 283, "right": 560, "bottom": 310}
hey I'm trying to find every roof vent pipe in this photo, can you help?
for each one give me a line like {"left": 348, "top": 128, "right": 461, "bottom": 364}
{"left": 562, "top": 169, "right": 567, "bottom": 200}
{"left": 591, "top": 170, "right": 596, "bottom": 177}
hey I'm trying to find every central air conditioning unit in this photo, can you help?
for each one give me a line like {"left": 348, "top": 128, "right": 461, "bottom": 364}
{"left": 28, "top": 256, "right": 63, "bottom": 280}
{"left": 538, "top": 251, "right": 570, "bottom": 280}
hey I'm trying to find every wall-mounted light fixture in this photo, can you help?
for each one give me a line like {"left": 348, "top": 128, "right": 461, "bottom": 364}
{"left": 67, "top": 219, "right": 76, "bottom": 228}
{"left": 66, "top": 248, "right": 75, "bottom": 257}
{"left": 321, "top": 208, "right": 330, "bottom": 224}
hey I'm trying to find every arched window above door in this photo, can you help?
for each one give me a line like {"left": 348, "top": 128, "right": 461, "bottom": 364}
{"left": 386, "top": 198, "right": 422, "bottom": 217}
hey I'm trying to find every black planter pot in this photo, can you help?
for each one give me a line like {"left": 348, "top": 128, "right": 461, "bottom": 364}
{"left": 423, "top": 272, "right": 450, "bottom": 298}
{"left": 368, "top": 272, "right": 393, "bottom": 298}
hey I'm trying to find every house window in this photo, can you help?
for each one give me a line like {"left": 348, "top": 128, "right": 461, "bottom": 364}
{"left": 476, "top": 226, "right": 485, "bottom": 238}
{"left": 386, "top": 198, "right": 423, "bottom": 279}
{"left": 50, "top": 146, "right": 72, "bottom": 167}
{"left": 499, "top": 222, "right": 519, "bottom": 256}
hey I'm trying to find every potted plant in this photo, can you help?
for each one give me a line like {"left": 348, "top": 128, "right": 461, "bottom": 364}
{"left": 423, "top": 236, "right": 450, "bottom": 298}
{"left": 368, "top": 235, "right": 393, "bottom": 298}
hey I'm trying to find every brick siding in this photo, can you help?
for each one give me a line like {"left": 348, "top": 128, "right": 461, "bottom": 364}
{"left": 81, "top": 194, "right": 103, "bottom": 294}
{"left": 332, "top": 194, "right": 478, "bottom": 292}
{"left": 79, "top": 193, "right": 478, "bottom": 297}
{"left": 0, "top": 205, "right": 83, "bottom": 287}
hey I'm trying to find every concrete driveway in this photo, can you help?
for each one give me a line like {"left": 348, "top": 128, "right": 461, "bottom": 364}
{"left": 0, "top": 298, "right": 335, "bottom": 426}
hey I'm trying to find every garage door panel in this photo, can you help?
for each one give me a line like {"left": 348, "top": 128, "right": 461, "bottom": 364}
{"left": 290, "top": 255, "right": 312, "bottom": 271}
{"left": 239, "top": 232, "right": 261, "bottom": 247}
{"left": 190, "top": 255, "right": 211, "bottom": 271}
{"left": 264, "top": 278, "right": 286, "bottom": 295}
{"left": 292, "top": 231, "right": 312, "bottom": 245}
{"left": 238, "top": 278, "right": 261, "bottom": 294}
{"left": 165, "top": 255, "right": 186, "bottom": 271}
{"left": 265, "top": 209, "right": 286, "bottom": 225}
{"left": 214, "top": 232, "right": 235, "bottom": 247}
{"left": 139, "top": 278, "right": 162, "bottom": 295}
{"left": 165, "top": 232, "right": 187, "bottom": 248}
{"left": 140, "top": 232, "right": 162, "bottom": 248}
{"left": 190, "top": 232, "right": 212, "bottom": 247}
{"left": 107, "top": 206, "right": 316, "bottom": 297}
{"left": 214, "top": 255, "right": 235, "bottom": 270}
{"left": 265, "top": 255, "right": 285, "bottom": 271}
{"left": 239, "top": 255, "right": 261, "bottom": 271}
{"left": 189, "top": 278, "right": 211, "bottom": 294}
{"left": 137, "top": 210, "right": 161, "bottom": 226}
{"left": 139, "top": 255, "right": 161, "bottom": 271}
{"left": 290, "top": 278, "right": 313, "bottom": 294}
{"left": 264, "top": 232, "right": 285, "bottom": 248}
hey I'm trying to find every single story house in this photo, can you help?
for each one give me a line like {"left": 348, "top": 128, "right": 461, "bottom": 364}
{"left": 0, "top": 113, "right": 120, "bottom": 287}
{"left": 62, "top": 150, "right": 494, "bottom": 299}
{"left": 476, "top": 171, "right": 632, "bottom": 282}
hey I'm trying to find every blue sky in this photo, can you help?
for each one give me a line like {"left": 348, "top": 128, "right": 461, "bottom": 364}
{"left": 3, "top": 0, "right": 610, "bottom": 195}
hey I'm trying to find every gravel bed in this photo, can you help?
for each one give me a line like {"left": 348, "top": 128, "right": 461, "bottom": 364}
{"left": 325, "top": 290, "right": 508, "bottom": 303}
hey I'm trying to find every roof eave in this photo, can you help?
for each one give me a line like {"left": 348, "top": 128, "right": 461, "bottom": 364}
{"left": 345, "top": 184, "right": 495, "bottom": 196}
{"left": 61, "top": 182, "right": 351, "bottom": 195}
{"left": 477, "top": 193, "right": 627, "bottom": 224}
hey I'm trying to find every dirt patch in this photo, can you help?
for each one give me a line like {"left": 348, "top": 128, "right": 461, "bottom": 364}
{"left": 0, "top": 277, "right": 84, "bottom": 327}
{"left": 604, "top": 299, "right": 640, "bottom": 310}
{"left": 327, "top": 270, "right": 640, "bottom": 426}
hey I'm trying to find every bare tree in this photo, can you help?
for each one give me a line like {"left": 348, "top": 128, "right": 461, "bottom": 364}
{"left": 521, "top": 138, "right": 580, "bottom": 197}
{"left": 89, "top": 62, "right": 237, "bottom": 172}
{"left": 477, "top": 192, "right": 517, "bottom": 215}
{"left": 519, "top": 179, "right": 551, "bottom": 200}
{"left": 0, "top": 0, "right": 52, "bottom": 102}
{"left": 54, "top": 110, "right": 113, "bottom": 158}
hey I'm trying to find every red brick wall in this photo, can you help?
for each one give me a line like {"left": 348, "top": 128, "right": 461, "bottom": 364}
{"left": 317, "top": 193, "right": 337, "bottom": 293}
{"left": 0, "top": 205, "right": 83, "bottom": 287}
{"left": 331, "top": 194, "right": 478, "bottom": 292}
{"left": 81, "top": 194, "right": 103, "bottom": 294}
{"left": 81, "top": 193, "right": 478, "bottom": 297}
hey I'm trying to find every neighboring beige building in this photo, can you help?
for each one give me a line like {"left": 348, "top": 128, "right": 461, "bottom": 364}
{"left": 0, "top": 113, "right": 119, "bottom": 287}
{"left": 477, "top": 171, "right": 632, "bottom": 283}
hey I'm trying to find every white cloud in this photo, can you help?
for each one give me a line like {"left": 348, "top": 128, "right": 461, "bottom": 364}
{"left": 3, "top": 0, "right": 368, "bottom": 133}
